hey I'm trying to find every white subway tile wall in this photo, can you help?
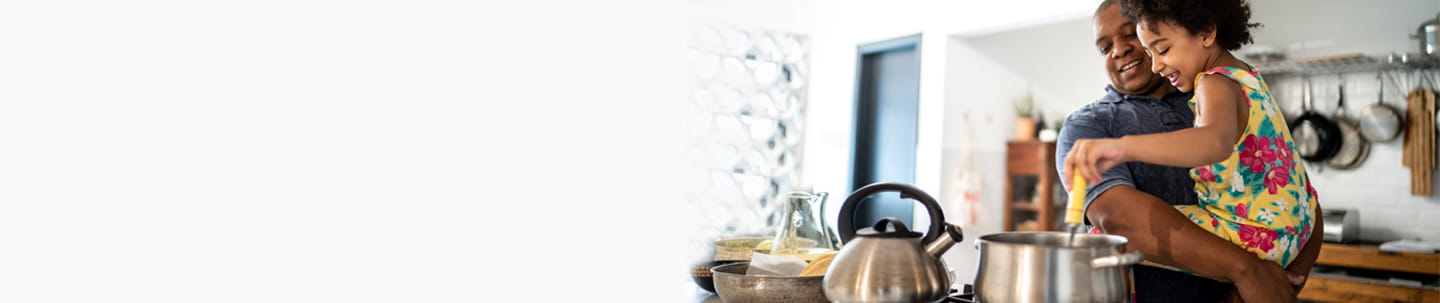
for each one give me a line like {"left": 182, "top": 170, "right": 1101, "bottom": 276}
{"left": 1298, "top": 70, "right": 1440, "bottom": 242}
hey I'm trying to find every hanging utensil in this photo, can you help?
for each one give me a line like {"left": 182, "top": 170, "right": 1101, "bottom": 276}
{"left": 1291, "top": 76, "right": 1344, "bottom": 162}
{"left": 1360, "top": 70, "right": 1406, "bottom": 142}
{"left": 1423, "top": 87, "right": 1436, "bottom": 195}
{"left": 1406, "top": 87, "right": 1436, "bottom": 196}
{"left": 1329, "top": 80, "right": 1370, "bottom": 169}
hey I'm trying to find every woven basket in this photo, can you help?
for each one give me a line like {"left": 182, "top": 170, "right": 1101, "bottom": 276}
{"left": 713, "top": 237, "right": 771, "bottom": 261}
{"left": 712, "top": 236, "right": 820, "bottom": 261}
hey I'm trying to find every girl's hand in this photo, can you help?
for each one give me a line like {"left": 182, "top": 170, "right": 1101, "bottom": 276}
{"left": 1062, "top": 138, "right": 1130, "bottom": 186}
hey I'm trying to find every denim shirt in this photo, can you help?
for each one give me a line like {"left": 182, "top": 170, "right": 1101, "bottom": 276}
{"left": 1055, "top": 86, "right": 1197, "bottom": 226}
{"left": 1057, "top": 87, "right": 1235, "bottom": 303}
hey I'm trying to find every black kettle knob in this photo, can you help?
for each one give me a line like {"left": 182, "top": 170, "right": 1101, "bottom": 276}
{"left": 837, "top": 182, "right": 947, "bottom": 245}
{"left": 856, "top": 217, "right": 922, "bottom": 238}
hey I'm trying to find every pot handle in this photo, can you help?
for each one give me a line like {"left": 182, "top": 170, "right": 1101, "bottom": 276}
{"left": 1091, "top": 251, "right": 1143, "bottom": 268}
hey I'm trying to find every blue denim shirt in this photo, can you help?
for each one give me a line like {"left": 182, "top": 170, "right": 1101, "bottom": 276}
{"left": 1055, "top": 86, "right": 1197, "bottom": 226}
{"left": 1057, "top": 87, "right": 1235, "bottom": 303}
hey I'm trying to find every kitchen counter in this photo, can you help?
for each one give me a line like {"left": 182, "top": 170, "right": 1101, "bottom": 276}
{"left": 1298, "top": 242, "right": 1440, "bottom": 302}
{"left": 691, "top": 293, "right": 721, "bottom": 303}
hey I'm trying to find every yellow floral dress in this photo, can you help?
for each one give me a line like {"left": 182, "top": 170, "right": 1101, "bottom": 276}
{"left": 1152, "top": 66, "right": 1319, "bottom": 272}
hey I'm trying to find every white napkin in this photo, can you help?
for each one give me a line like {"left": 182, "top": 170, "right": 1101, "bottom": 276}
{"left": 1378, "top": 239, "right": 1440, "bottom": 253}
{"left": 746, "top": 252, "right": 806, "bottom": 276}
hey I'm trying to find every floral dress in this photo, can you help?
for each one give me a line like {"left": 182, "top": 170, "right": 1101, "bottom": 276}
{"left": 1160, "top": 66, "right": 1319, "bottom": 272}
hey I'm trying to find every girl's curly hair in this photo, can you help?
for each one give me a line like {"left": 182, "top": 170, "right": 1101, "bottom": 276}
{"left": 1118, "top": 0, "right": 1262, "bottom": 51}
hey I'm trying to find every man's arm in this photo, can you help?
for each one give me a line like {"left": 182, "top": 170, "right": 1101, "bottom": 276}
{"left": 1088, "top": 186, "right": 1265, "bottom": 279}
{"left": 1285, "top": 203, "right": 1323, "bottom": 292}
{"left": 1088, "top": 186, "right": 1304, "bottom": 302}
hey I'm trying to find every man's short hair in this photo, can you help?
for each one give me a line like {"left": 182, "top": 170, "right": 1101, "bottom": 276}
{"left": 1094, "top": 0, "right": 1121, "bottom": 17}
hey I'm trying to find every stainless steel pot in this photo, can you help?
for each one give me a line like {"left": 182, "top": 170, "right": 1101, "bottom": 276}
{"left": 1415, "top": 13, "right": 1439, "bottom": 57}
{"left": 974, "top": 232, "right": 1143, "bottom": 303}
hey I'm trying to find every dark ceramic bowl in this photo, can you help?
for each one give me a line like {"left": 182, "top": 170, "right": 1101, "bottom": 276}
{"left": 691, "top": 260, "right": 742, "bottom": 293}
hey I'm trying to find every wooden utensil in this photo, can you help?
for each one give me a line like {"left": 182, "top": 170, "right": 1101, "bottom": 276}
{"left": 1425, "top": 88, "right": 1437, "bottom": 195}
{"left": 1406, "top": 89, "right": 1422, "bottom": 194}
{"left": 1423, "top": 88, "right": 1431, "bottom": 195}
{"left": 1407, "top": 87, "right": 1437, "bottom": 196}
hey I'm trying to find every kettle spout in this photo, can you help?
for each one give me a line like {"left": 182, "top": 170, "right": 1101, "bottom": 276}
{"left": 924, "top": 223, "right": 963, "bottom": 258}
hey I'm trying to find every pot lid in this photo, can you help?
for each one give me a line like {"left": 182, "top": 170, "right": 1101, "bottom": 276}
{"left": 856, "top": 217, "right": 922, "bottom": 238}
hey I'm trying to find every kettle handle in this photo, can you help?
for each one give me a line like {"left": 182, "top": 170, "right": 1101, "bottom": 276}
{"left": 837, "top": 182, "right": 947, "bottom": 245}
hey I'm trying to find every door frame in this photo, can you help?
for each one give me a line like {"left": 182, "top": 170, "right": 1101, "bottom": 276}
{"left": 847, "top": 34, "right": 923, "bottom": 227}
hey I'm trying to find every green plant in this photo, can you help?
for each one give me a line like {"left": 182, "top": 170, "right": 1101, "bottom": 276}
{"left": 1013, "top": 90, "right": 1035, "bottom": 119}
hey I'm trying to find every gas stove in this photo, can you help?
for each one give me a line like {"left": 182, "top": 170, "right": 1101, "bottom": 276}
{"left": 939, "top": 284, "right": 976, "bottom": 303}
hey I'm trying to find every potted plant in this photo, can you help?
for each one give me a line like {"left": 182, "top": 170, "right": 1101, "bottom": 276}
{"left": 1014, "top": 90, "right": 1037, "bottom": 141}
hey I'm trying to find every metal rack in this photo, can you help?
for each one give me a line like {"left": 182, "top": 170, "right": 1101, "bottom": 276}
{"left": 1255, "top": 52, "right": 1440, "bottom": 79}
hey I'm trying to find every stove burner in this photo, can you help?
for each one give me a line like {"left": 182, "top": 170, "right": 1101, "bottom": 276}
{"left": 940, "top": 284, "right": 976, "bottom": 303}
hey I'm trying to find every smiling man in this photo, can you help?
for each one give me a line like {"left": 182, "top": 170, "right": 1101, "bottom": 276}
{"left": 1057, "top": 1, "right": 1317, "bottom": 302}
{"left": 1055, "top": 0, "right": 1221, "bottom": 302}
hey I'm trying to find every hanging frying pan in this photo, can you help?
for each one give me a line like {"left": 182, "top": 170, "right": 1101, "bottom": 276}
{"left": 1290, "top": 76, "right": 1343, "bottom": 162}
{"left": 1329, "top": 80, "right": 1370, "bottom": 169}
{"left": 1360, "top": 70, "right": 1406, "bottom": 142}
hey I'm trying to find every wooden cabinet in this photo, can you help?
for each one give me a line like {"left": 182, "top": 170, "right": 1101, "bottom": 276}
{"left": 1004, "top": 141, "right": 1063, "bottom": 231}
{"left": 1298, "top": 243, "right": 1440, "bottom": 303}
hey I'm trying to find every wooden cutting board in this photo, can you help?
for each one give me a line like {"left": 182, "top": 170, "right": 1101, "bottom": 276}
{"left": 1406, "top": 88, "right": 1437, "bottom": 196}
{"left": 1425, "top": 88, "right": 1436, "bottom": 195}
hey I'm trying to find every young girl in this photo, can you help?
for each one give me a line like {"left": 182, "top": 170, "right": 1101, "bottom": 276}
{"left": 1065, "top": 0, "right": 1319, "bottom": 294}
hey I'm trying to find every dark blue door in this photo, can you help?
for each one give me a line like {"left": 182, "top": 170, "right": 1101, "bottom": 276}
{"left": 849, "top": 35, "right": 920, "bottom": 230}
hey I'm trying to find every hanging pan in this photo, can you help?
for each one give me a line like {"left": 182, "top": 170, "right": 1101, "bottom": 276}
{"left": 1328, "top": 80, "right": 1370, "bottom": 169}
{"left": 1291, "top": 76, "right": 1344, "bottom": 162}
{"left": 1359, "top": 71, "right": 1406, "bottom": 142}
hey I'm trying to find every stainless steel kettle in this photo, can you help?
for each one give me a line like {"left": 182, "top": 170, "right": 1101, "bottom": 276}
{"left": 823, "top": 182, "right": 963, "bottom": 303}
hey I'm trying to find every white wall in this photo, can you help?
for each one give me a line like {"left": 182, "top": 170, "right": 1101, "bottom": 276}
{"left": 936, "top": 37, "right": 1037, "bottom": 285}
{"left": 954, "top": 16, "right": 1111, "bottom": 125}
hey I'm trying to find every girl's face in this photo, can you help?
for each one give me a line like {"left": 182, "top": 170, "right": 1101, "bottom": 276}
{"left": 1136, "top": 20, "right": 1216, "bottom": 93}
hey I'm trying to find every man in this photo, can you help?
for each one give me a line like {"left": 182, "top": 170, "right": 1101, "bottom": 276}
{"left": 1056, "top": 1, "right": 1319, "bottom": 302}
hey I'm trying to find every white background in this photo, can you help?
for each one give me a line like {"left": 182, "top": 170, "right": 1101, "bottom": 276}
{"left": 0, "top": 0, "right": 690, "bottom": 301}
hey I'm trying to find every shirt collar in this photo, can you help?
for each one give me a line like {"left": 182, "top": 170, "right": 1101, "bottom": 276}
{"left": 1099, "top": 86, "right": 1189, "bottom": 104}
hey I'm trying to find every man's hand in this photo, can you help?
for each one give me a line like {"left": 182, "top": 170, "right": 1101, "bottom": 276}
{"left": 1063, "top": 138, "right": 1130, "bottom": 185}
{"left": 1223, "top": 265, "right": 1307, "bottom": 303}
{"left": 1284, "top": 204, "right": 1324, "bottom": 294}
{"left": 1229, "top": 257, "right": 1302, "bottom": 303}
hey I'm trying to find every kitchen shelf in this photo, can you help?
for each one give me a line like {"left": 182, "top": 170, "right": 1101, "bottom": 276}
{"left": 1298, "top": 243, "right": 1440, "bottom": 303}
{"left": 1315, "top": 243, "right": 1440, "bottom": 275}
{"left": 1301, "top": 273, "right": 1439, "bottom": 302}
{"left": 1004, "top": 141, "right": 1062, "bottom": 232}
{"left": 1010, "top": 202, "right": 1040, "bottom": 211}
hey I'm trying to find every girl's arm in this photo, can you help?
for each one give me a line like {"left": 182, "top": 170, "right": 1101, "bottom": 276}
{"left": 1122, "top": 75, "right": 1247, "bottom": 167}
{"left": 1066, "top": 75, "right": 1249, "bottom": 183}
